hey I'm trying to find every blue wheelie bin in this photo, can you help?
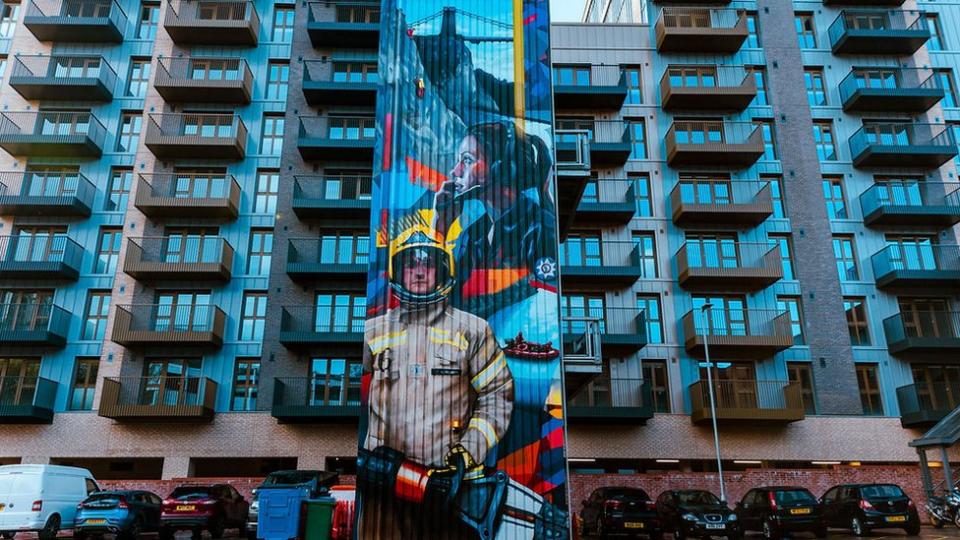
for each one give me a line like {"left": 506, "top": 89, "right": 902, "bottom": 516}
{"left": 257, "top": 487, "right": 310, "bottom": 540}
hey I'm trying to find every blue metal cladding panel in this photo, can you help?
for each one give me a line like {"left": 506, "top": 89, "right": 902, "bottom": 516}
{"left": 356, "top": 0, "right": 569, "bottom": 538}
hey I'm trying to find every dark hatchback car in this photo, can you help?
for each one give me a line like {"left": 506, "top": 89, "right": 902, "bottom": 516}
{"left": 657, "top": 489, "right": 740, "bottom": 540}
{"left": 75, "top": 490, "right": 162, "bottom": 540}
{"left": 735, "top": 486, "right": 826, "bottom": 539}
{"left": 820, "top": 483, "right": 920, "bottom": 536}
{"left": 579, "top": 487, "right": 663, "bottom": 539}
{"left": 160, "top": 484, "right": 249, "bottom": 540}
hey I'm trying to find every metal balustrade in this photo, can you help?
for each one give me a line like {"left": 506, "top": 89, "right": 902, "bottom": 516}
{"left": 838, "top": 67, "right": 944, "bottom": 113}
{"left": 0, "top": 375, "right": 57, "bottom": 423}
{"left": 829, "top": 9, "right": 929, "bottom": 54}
{"left": 0, "top": 111, "right": 106, "bottom": 157}
{"left": 144, "top": 113, "right": 247, "bottom": 160}
{"left": 689, "top": 380, "right": 805, "bottom": 423}
{"left": 660, "top": 65, "right": 756, "bottom": 111}
{"left": 849, "top": 123, "right": 956, "bottom": 168}
{"left": 655, "top": 8, "right": 748, "bottom": 53}
{"left": 884, "top": 310, "right": 960, "bottom": 355}
{"left": 112, "top": 304, "right": 226, "bottom": 348}
{"left": 10, "top": 54, "right": 117, "bottom": 101}
{"left": 23, "top": 0, "right": 126, "bottom": 42}
{"left": 0, "top": 301, "right": 70, "bottom": 347}
{"left": 154, "top": 56, "right": 254, "bottom": 104}
{"left": 99, "top": 376, "right": 217, "bottom": 421}
{"left": 860, "top": 181, "right": 960, "bottom": 227}
{"left": 123, "top": 236, "right": 234, "bottom": 281}
{"left": 0, "top": 170, "right": 95, "bottom": 217}
{"left": 0, "top": 235, "right": 84, "bottom": 280}
{"left": 670, "top": 179, "right": 772, "bottom": 226}
{"left": 164, "top": 0, "right": 260, "bottom": 45}
{"left": 665, "top": 120, "right": 764, "bottom": 167}
{"left": 676, "top": 241, "right": 782, "bottom": 290}
{"left": 682, "top": 308, "right": 793, "bottom": 358}
{"left": 135, "top": 173, "right": 241, "bottom": 219}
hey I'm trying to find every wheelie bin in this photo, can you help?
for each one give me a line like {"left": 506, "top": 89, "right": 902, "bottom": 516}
{"left": 303, "top": 497, "right": 337, "bottom": 540}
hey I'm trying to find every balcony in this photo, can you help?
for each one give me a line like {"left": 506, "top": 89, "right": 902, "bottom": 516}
{"left": 660, "top": 65, "right": 756, "bottom": 112}
{"left": 10, "top": 55, "right": 117, "bottom": 102}
{"left": 287, "top": 238, "right": 367, "bottom": 281}
{"left": 562, "top": 307, "right": 648, "bottom": 356}
{"left": 307, "top": 0, "right": 380, "bottom": 48}
{"left": 122, "top": 237, "right": 234, "bottom": 282}
{"left": 0, "top": 302, "right": 70, "bottom": 348}
{"left": 0, "top": 235, "right": 83, "bottom": 281}
{"left": 829, "top": 9, "right": 929, "bottom": 55}
{"left": 554, "top": 66, "right": 629, "bottom": 110}
{"left": 897, "top": 382, "right": 960, "bottom": 428}
{"left": 292, "top": 175, "right": 372, "bottom": 220}
{"left": 839, "top": 68, "right": 944, "bottom": 113}
{"left": 567, "top": 379, "right": 654, "bottom": 424}
{"left": 654, "top": 0, "right": 731, "bottom": 4}
{"left": 154, "top": 57, "right": 253, "bottom": 104}
{"left": 884, "top": 311, "right": 960, "bottom": 355}
{"left": 655, "top": 8, "right": 748, "bottom": 53}
{"left": 682, "top": 308, "right": 793, "bottom": 359}
{"left": 23, "top": 0, "right": 126, "bottom": 42}
{"left": 689, "top": 380, "right": 805, "bottom": 424}
{"left": 871, "top": 245, "right": 960, "bottom": 291}
{"left": 303, "top": 60, "right": 378, "bottom": 106}
{"left": 824, "top": 0, "right": 905, "bottom": 5}
{"left": 0, "top": 376, "right": 56, "bottom": 424}
{"left": 98, "top": 376, "right": 217, "bottom": 423}
{"left": 560, "top": 240, "right": 645, "bottom": 286}
{"left": 134, "top": 173, "right": 241, "bottom": 220}
{"left": 271, "top": 378, "right": 360, "bottom": 423}
{"left": 298, "top": 116, "right": 375, "bottom": 161}
{"left": 164, "top": 0, "right": 260, "bottom": 45}
{"left": 0, "top": 111, "right": 105, "bottom": 158}
{"left": 671, "top": 179, "right": 772, "bottom": 227}
{"left": 860, "top": 181, "right": 960, "bottom": 227}
{"left": 677, "top": 242, "right": 782, "bottom": 291}
{"left": 574, "top": 179, "right": 637, "bottom": 226}
{"left": 0, "top": 171, "right": 95, "bottom": 217}
{"left": 554, "top": 131, "right": 591, "bottom": 240}
{"left": 112, "top": 304, "right": 226, "bottom": 349}
{"left": 144, "top": 113, "right": 247, "bottom": 160}
{"left": 555, "top": 121, "right": 633, "bottom": 166}
{"left": 666, "top": 121, "right": 765, "bottom": 168}
{"left": 279, "top": 306, "right": 365, "bottom": 352}
{"left": 849, "top": 123, "right": 956, "bottom": 169}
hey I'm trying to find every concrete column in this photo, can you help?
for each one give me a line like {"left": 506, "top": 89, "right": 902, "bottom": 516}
{"left": 161, "top": 456, "right": 192, "bottom": 480}
{"left": 19, "top": 456, "right": 49, "bottom": 464}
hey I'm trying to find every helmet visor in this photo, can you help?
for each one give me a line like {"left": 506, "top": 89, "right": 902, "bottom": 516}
{"left": 391, "top": 245, "right": 452, "bottom": 296}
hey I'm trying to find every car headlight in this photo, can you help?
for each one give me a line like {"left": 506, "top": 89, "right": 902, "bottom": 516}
{"left": 727, "top": 514, "right": 738, "bottom": 522}
{"left": 682, "top": 514, "right": 698, "bottom": 521}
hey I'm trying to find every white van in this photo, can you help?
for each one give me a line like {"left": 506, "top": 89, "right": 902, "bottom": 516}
{"left": 0, "top": 465, "right": 100, "bottom": 540}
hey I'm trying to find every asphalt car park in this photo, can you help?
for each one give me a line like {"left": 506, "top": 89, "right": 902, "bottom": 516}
{"left": 577, "top": 525, "right": 960, "bottom": 540}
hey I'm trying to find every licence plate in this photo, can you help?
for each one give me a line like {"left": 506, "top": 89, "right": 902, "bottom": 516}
{"left": 625, "top": 522, "right": 645, "bottom": 529}
{"left": 706, "top": 524, "right": 726, "bottom": 530}
{"left": 86, "top": 519, "right": 106, "bottom": 525}
{"left": 886, "top": 516, "right": 907, "bottom": 523}
{"left": 790, "top": 508, "right": 812, "bottom": 515}
{"left": 175, "top": 505, "right": 196, "bottom": 512}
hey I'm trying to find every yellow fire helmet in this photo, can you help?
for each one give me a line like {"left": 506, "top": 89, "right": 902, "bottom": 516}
{"left": 388, "top": 223, "right": 456, "bottom": 306}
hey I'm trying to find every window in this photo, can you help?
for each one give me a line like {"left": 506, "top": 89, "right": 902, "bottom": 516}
{"left": 643, "top": 360, "right": 670, "bottom": 413}
{"left": 813, "top": 121, "right": 837, "bottom": 161}
{"left": 254, "top": 171, "right": 279, "bottom": 214}
{"left": 667, "top": 66, "right": 718, "bottom": 89}
{"left": 136, "top": 3, "right": 159, "bottom": 39}
{"left": 116, "top": 112, "right": 143, "bottom": 153}
{"left": 937, "top": 70, "right": 957, "bottom": 108}
{"left": 745, "top": 12, "right": 760, "bottom": 48}
{"left": 271, "top": 5, "right": 295, "bottom": 42}
{"left": 763, "top": 175, "right": 786, "bottom": 218}
{"left": 0, "top": 55, "right": 7, "bottom": 79}
{"left": 266, "top": 62, "right": 290, "bottom": 101}
{"left": 768, "top": 234, "right": 795, "bottom": 280}
{"left": 684, "top": 233, "right": 738, "bottom": 270}
{"left": 247, "top": 229, "right": 274, "bottom": 276}
{"left": 844, "top": 297, "right": 870, "bottom": 346}
{"left": 636, "top": 294, "right": 663, "bottom": 344}
{"left": 885, "top": 235, "right": 938, "bottom": 272}
{"left": 857, "top": 364, "right": 883, "bottom": 416}
{"left": 623, "top": 66, "right": 642, "bottom": 104}
{"left": 754, "top": 119, "right": 777, "bottom": 160}
{"left": 560, "top": 233, "right": 601, "bottom": 266}
{"left": 912, "top": 365, "right": 960, "bottom": 413}
{"left": 239, "top": 292, "right": 267, "bottom": 341}
{"left": 94, "top": 228, "right": 123, "bottom": 274}
{"left": 314, "top": 293, "right": 366, "bottom": 333}
{"left": 787, "top": 362, "right": 817, "bottom": 415}
{"left": 260, "top": 114, "right": 285, "bottom": 156}
{"left": 628, "top": 119, "right": 647, "bottom": 159}
{"left": 329, "top": 115, "right": 375, "bottom": 140}
{"left": 0, "top": 2, "right": 19, "bottom": 38}
{"left": 795, "top": 13, "right": 816, "bottom": 48}
{"left": 926, "top": 14, "right": 944, "bottom": 51}
{"left": 632, "top": 173, "right": 652, "bottom": 217}
{"left": 833, "top": 235, "right": 859, "bottom": 281}
{"left": 105, "top": 167, "right": 132, "bottom": 211}
{"left": 747, "top": 66, "right": 768, "bottom": 106}
{"left": 952, "top": 122, "right": 960, "bottom": 166}
{"left": 898, "top": 297, "right": 952, "bottom": 339}
{"left": 562, "top": 294, "right": 605, "bottom": 336}
{"left": 633, "top": 232, "right": 658, "bottom": 278}
{"left": 776, "top": 295, "right": 805, "bottom": 345}
{"left": 70, "top": 358, "right": 99, "bottom": 411}
{"left": 82, "top": 291, "right": 111, "bottom": 340}
{"left": 804, "top": 68, "right": 827, "bottom": 106}
{"left": 822, "top": 177, "right": 847, "bottom": 219}
{"left": 309, "top": 358, "right": 363, "bottom": 407}
{"left": 232, "top": 359, "right": 260, "bottom": 411}
{"left": 553, "top": 65, "right": 591, "bottom": 86}
{"left": 126, "top": 58, "right": 151, "bottom": 98}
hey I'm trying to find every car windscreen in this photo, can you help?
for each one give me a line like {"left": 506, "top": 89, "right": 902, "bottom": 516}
{"left": 677, "top": 491, "right": 721, "bottom": 506}
{"left": 861, "top": 485, "right": 905, "bottom": 499}
{"left": 607, "top": 488, "right": 649, "bottom": 501}
{"left": 170, "top": 487, "right": 213, "bottom": 500}
{"left": 264, "top": 472, "right": 318, "bottom": 486}
{"left": 775, "top": 490, "right": 817, "bottom": 505}
{"left": 83, "top": 493, "right": 124, "bottom": 505}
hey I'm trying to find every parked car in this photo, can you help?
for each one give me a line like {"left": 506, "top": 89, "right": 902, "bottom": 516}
{"left": 820, "top": 483, "right": 920, "bottom": 536}
{"left": 160, "top": 484, "right": 249, "bottom": 540}
{"left": 247, "top": 470, "right": 339, "bottom": 540}
{"left": 735, "top": 486, "right": 826, "bottom": 540}
{"left": 656, "top": 489, "right": 740, "bottom": 540}
{"left": 579, "top": 486, "right": 662, "bottom": 539}
{"left": 0, "top": 464, "right": 100, "bottom": 540}
{"left": 75, "top": 490, "right": 163, "bottom": 540}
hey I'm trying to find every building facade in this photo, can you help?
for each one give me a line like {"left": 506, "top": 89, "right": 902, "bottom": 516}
{"left": 0, "top": 0, "right": 958, "bottom": 506}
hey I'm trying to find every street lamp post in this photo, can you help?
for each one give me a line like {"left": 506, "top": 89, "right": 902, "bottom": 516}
{"left": 699, "top": 303, "right": 727, "bottom": 502}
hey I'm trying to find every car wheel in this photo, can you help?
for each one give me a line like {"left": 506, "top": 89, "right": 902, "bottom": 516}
{"left": 596, "top": 518, "right": 607, "bottom": 539}
{"left": 904, "top": 521, "right": 921, "bottom": 536}
{"left": 851, "top": 516, "right": 869, "bottom": 537}
{"left": 208, "top": 517, "right": 225, "bottom": 539}
{"left": 674, "top": 525, "right": 686, "bottom": 540}
{"left": 120, "top": 517, "right": 142, "bottom": 540}
{"left": 37, "top": 514, "right": 59, "bottom": 540}
{"left": 1, "top": 533, "right": 14, "bottom": 540}
{"left": 761, "top": 518, "right": 777, "bottom": 540}
{"left": 814, "top": 525, "right": 828, "bottom": 538}
{"left": 650, "top": 531, "right": 664, "bottom": 540}
{"left": 245, "top": 531, "right": 258, "bottom": 540}
{"left": 192, "top": 527, "right": 204, "bottom": 539}
{"left": 74, "top": 531, "right": 88, "bottom": 540}
{"left": 159, "top": 527, "right": 174, "bottom": 540}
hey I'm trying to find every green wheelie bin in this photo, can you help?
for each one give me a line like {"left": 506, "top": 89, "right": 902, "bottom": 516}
{"left": 303, "top": 497, "right": 337, "bottom": 540}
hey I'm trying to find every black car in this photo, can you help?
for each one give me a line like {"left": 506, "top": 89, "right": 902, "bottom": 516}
{"left": 579, "top": 486, "right": 663, "bottom": 539}
{"left": 656, "top": 489, "right": 740, "bottom": 540}
{"left": 735, "top": 486, "right": 826, "bottom": 539}
{"left": 820, "top": 483, "right": 920, "bottom": 536}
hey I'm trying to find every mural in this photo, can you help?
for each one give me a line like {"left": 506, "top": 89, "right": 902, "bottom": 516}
{"left": 354, "top": 0, "right": 569, "bottom": 538}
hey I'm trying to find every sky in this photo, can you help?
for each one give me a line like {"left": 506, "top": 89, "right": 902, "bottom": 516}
{"left": 550, "top": 0, "right": 585, "bottom": 22}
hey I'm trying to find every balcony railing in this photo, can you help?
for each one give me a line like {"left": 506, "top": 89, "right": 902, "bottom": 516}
{"left": 884, "top": 310, "right": 960, "bottom": 355}
{"left": 292, "top": 175, "right": 372, "bottom": 219}
{"left": 0, "top": 111, "right": 106, "bottom": 158}
{"left": 123, "top": 236, "right": 234, "bottom": 282}
{"left": 824, "top": 0, "right": 905, "bottom": 5}
{"left": 112, "top": 304, "right": 226, "bottom": 348}
{"left": 302, "top": 59, "right": 379, "bottom": 106}
{"left": 559, "top": 240, "right": 645, "bottom": 285}
{"left": 553, "top": 65, "right": 629, "bottom": 109}
{"left": 279, "top": 305, "right": 365, "bottom": 349}
{"left": 154, "top": 56, "right": 254, "bottom": 104}
{"left": 98, "top": 376, "right": 217, "bottom": 422}
{"left": 0, "top": 302, "right": 70, "bottom": 347}
{"left": 567, "top": 379, "right": 654, "bottom": 423}
{"left": 306, "top": 1, "right": 381, "bottom": 47}
{"left": 682, "top": 308, "right": 793, "bottom": 358}
{"left": 897, "top": 381, "right": 960, "bottom": 428}
{"left": 665, "top": 121, "right": 764, "bottom": 167}
{"left": 655, "top": 8, "right": 748, "bottom": 53}
{"left": 670, "top": 179, "right": 772, "bottom": 226}
{"left": 135, "top": 173, "right": 241, "bottom": 219}
{"left": 164, "top": 0, "right": 260, "bottom": 45}
{"left": 689, "top": 380, "right": 805, "bottom": 423}
{"left": 660, "top": 65, "right": 756, "bottom": 111}
{"left": 0, "top": 170, "right": 95, "bottom": 217}
{"left": 0, "top": 375, "right": 57, "bottom": 424}
{"left": 287, "top": 237, "right": 368, "bottom": 280}
{"left": 849, "top": 123, "right": 957, "bottom": 168}
{"left": 871, "top": 244, "right": 960, "bottom": 290}
{"left": 860, "top": 181, "right": 960, "bottom": 227}
{"left": 829, "top": 9, "right": 929, "bottom": 54}
{"left": 298, "top": 115, "right": 376, "bottom": 161}
{"left": 23, "top": 0, "right": 126, "bottom": 42}
{"left": 561, "top": 306, "right": 647, "bottom": 357}
{"left": 144, "top": 113, "right": 247, "bottom": 160}
{"left": 10, "top": 54, "right": 117, "bottom": 101}
{"left": 0, "top": 235, "right": 83, "bottom": 280}
{"left": 677, "top": 241, "right": 781, "bottom": 291}
{"left": 575, "top": 178, "right": 637, "bottom": 224}
{"left": 838, "top": 68, "right": 944, "bottom": 113}
{"left": 271, "top": 377, "right": 361, "bottom": 422}
{"left": 555, "top": 119, "right": 632, "bottom": 165}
